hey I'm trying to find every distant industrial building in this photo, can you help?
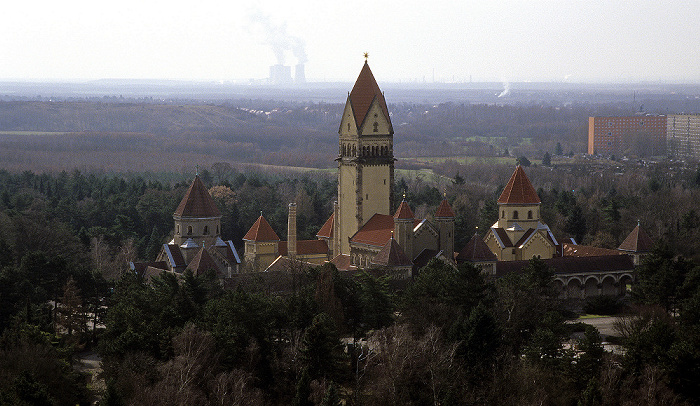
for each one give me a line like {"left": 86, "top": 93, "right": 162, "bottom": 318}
{"left": 588, "top": 115, "right": 666, "bottom": 157}
{"left": 667, "top": 114, "right": 700, "bottom": 161}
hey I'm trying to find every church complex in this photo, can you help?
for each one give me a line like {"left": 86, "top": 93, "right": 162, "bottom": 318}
{"left": 132, "top": 60, "right": 653, "bottom": 300}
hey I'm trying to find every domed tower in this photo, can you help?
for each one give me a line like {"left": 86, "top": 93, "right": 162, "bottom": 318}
{"left": 173, "top": 174, "right": 222, "bottom": 250}
{"left": 335, "top": 59, "right": 394, "bottom": 256}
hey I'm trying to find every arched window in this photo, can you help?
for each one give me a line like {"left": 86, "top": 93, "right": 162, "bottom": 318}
{"left": 373, "top": 122, "right": 378, "bottom": 132}
{"left": 513, "top": 210, "right": 519, "bottom": 219}
{"left": 352, "top": 145, "right": 356, "bottom": 156}
{"left": 203, "top": 226, "right": 209, "bottom": 235}
{"left": 502, "top": 210, "right": 505, "bottom": 218}
{"left": 347, "top": 123, "right": 350, "bottom": 131}
{"left": 216, "top": 225, "right": 219, "bottom": 234}
{"left": 342, "top": 144, "right": 346, "bottom": 156}
{"left": 528, "top": 210, "right": 533, "bottom": 219}
{"left": 176, "top": 225, "right": 180, "bottom": 235}
{"left": 187, "top": 226, "right": 193, "bottom": 235}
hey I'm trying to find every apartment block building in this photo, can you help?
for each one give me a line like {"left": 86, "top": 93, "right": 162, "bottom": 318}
{"left": 667, "top": 114, "right": 700, "bottom": 161}
{"left": 588, "top": 115, "right": 666, "bottom": 157}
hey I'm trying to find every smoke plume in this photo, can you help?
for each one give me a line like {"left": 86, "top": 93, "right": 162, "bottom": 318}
{"left": 249, "top": 11, "right": 307, "bottom": 65}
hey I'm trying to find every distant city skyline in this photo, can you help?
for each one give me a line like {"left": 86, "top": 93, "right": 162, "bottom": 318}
{"left": 2, "top": 0, "right": 699, "bottom": 84}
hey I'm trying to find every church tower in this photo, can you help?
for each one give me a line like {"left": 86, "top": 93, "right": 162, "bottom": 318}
{"left": 173, "top": 174, "right": 222, "bottom": 249}
{"left": 335, "top": 59, "right": 394, "bottom": 255}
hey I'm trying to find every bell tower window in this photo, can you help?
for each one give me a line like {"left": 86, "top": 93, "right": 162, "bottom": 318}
{"left": 373, "top": 122, "right": 378, "bottom": 132}
{"left": 513, "top": 210, "right": 519, "bottom": 219}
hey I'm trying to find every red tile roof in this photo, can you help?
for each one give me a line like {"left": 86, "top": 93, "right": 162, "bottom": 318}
{"left": 457, "top": 234, "right": 497, "bottom": 262}
{"left": 330, "top": 254, "right": 356, "bottom": 271}
{"left": 394, "top": 200, "right": 414, "bottom": 219}
{"left": 174, "top": 175, "right": 221, "bottom": 217}
{"left": 434, "top": 198, "right": 455, "bottom": 218}
{"left": 618, "top": 224, "right": 654, "bottom": 252}
{"left": 279, "top": 240, "right": 329, "bottom": 256}
{"left": 349, "top": 61, "right": 391, "bottom": 130}
{"left": 371, "top": 237, "right": 413, "bottom": 267}
{"left": 351, "top": 213, "right": 395, "bottom": 247}
{"left": 243, "top": 215, "right": 280, "bottom": 241}
{"left": 316, "top": 213, "right": 334, "bottom": 239}
{"left": 498, "top": 166, "right": 541, "bottom": 204}
{"left": 185, "top": 247, "right": 220, "bottom": 276}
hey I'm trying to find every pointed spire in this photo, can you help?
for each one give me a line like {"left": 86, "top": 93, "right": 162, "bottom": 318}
{"left": 185, "top": 246, "right": 220, "bottom": 276}
{"left": 497, "top": 165, "right": 541, "bottom": 204}
{"left": 394, "top": 199, "right": 414, "bottom": 219}
{"left": 243, "top": 215, "right": 280, "bottom": 242}
{"left": 371, "top": 237, "right": 413, "bottom": 267}
{"left": 435, "top": 198, "right": 455, "bottom": 218}
{"left": 174, "top": 175, "right": 221, "bottom": 217}
{"left": 349, "top": 60, "right": 391, "bottom": 129}
{"left": 619, "top": 222, "right": 654, "bottom": 253}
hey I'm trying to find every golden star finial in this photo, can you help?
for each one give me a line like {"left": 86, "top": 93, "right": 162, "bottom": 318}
{"left": 363, "top": 52, "right": 369, "bottom": 61}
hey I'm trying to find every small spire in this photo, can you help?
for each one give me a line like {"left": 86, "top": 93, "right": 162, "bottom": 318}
{"left": 363, "top": 52, "right": 369, "bottom": 61}
{"left": 195, "top": 164, "right": 199, "bottom": 176}
{"left": 475, "top": 226, "right": 479, "bottom": 235}
{"left": 260, "top": 210, "right": 263, "bottom": 217}
{"left": 637, "top": 219, "right": 641, "bottom": 227}
{"left": 402, "top": 190, "right": 407, "bottom": 201}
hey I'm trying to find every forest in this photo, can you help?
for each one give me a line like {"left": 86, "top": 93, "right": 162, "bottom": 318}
{"left": 1, "top": 94, "right": 700, "bottom": 404}
{"left": 0, "top": 161, "right": 699, "bottom": 404}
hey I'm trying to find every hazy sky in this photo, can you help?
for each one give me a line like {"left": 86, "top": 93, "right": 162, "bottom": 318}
{"left": 1, "top": 0, "right": 699, "bottom": 83}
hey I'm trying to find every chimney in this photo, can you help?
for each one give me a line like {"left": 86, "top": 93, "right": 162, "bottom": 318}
{"left": 288, "top": 203, "right": 297, "bottom": 258}
{"left": 332, "top": 201, "right": 340, "bottom": 257}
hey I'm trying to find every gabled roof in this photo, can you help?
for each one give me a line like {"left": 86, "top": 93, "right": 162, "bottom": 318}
{"left": 243, "top": 215, "right": 280, "bottom": 242}
{"left": 371, "top": 237, "right": 413, "bottom": 267}
{"left": 435, "top": 198, "right": 455, "bottom": 218}
{"left": 213, "top": 240, "right": 241, "bottom": 265}
{"left": 349, "top": 61, "right": 391, "bottom": 130}
{"left": 457, "top": 234, "right": 497, "bottom": 262}
{"left": 498, "top": 166, "right": 541, "bottom": 204}
{"left": 185, "top": 246, "right": 220, "bottom": 276}
{"left": 279, "top": 240, "right": 329, "bottom": 256}
{"left": 163, "top": 244, "right": 187, "bottom": 270}
{"left": 394, "top": 200, "right": 414, "bottom": 220}
{"left": 618, "top": 224, "right": 654, "bottom": 253}
{"left": 351, "top": 213, "right": 395, "bottom": 247}
{"left": 174, "top": 175, "right": 221, "bottom": 217}
{"left": 316, "top": 213, "right": 334, "bottom": 239}
{"left": 492, "top": 228, "right": 514, "bottom": 248}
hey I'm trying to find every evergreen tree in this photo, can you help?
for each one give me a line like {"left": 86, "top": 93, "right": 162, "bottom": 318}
{"left": 542, "top": 151, "right": 552, "bottom": 166}
{"left": 565, "top": 205, "right": 587, "bottom": 243}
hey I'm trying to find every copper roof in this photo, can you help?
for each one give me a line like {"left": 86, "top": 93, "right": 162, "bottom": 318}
{"left": 243, "top": 215, "right": 280, "bottom": 241}
{"left": 185, "top": 246, "right": 220, "bottom": 276}
{"left": 279, "top": 240, "right": 329, "bottom": 256}
{"left": 394, "top": 200, "right": 415, "bottom": 219}
{"left": 316, "top": 213, "right": 334, "bottom": 239}
{"left": 457, "top": 234, "right": 497, "bottom": 262}
{"left": 371, "top": 237, "right": 413, "bottom": 267}
{"left": 434, "top": 198, "right": 455, "bottom": 218}
{"left": 349, "top": 61, "right": 391, "bottom": 130}
{"left": 174, "top": 175, "right": 221, "bottom": 217}
{"left": 498, "top": 166, "right": 541, "bottom": 204}
{"left": 351, "top": 213, "right": 395, "bottom": 247}
{"left": 618, "top": 224, "right": 654, "bottom": 252}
